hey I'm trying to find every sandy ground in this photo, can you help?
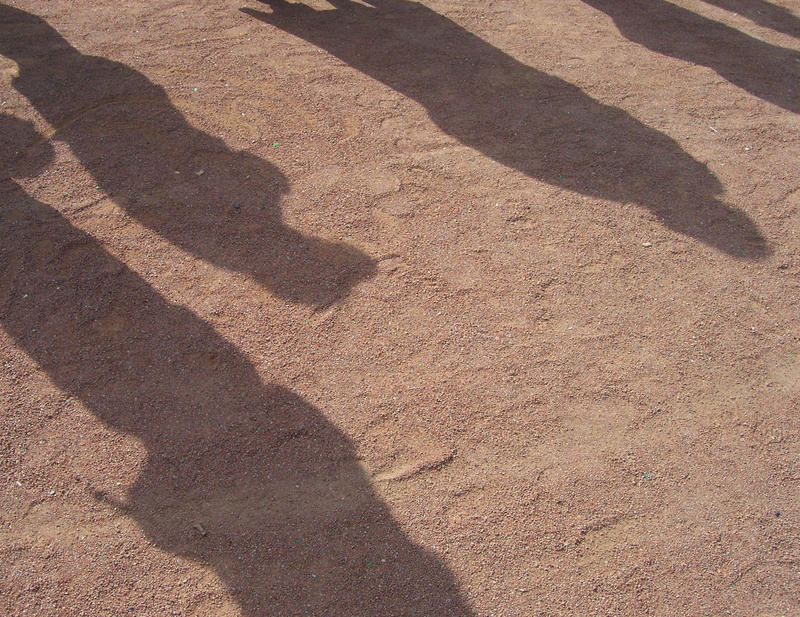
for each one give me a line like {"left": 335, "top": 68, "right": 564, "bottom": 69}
{"left": 1, "top": 1, "right": 799, "bottom": 615}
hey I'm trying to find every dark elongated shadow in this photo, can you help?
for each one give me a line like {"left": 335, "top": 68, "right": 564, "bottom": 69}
{"left": 242, "top": 0, "right": 769, "bottom": 259}
{"left": 702, "top": 0, "right": 800, "bottom": 38}
{"left": 582, "top": 0, "right": 800, "bottom": 113}
{"left": 241, "top": 0, "right": 769, "bottom": 259}
{"left": 0, "top": 4, "right": 375, "bottom": 307}
{"left": 1, "top": 113, "right": 474, "bottom": 616}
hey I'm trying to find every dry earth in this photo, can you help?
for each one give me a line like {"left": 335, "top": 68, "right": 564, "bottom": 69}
{"left": 1, "top": 0, "right": 799, "bottom": 615}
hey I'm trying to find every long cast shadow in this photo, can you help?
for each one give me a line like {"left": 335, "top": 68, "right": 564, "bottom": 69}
{"left": 582, "top": 0, "right": 800, "bottom": 113}
{"left": 242, "top": 0, "right": 769, "bottom": 259}
{"left": 701, "top": 0, "right": 800, "bottom": 39}
{"left": 1, "top": 113, "right": 474, "bottom": 616}
{"left": 0, "top": 3, "right": 375, "bottom": 307}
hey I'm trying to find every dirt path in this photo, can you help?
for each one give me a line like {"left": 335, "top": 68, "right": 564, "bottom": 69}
{"left": 1, "top": 1, "right": 799, "bottom": 615}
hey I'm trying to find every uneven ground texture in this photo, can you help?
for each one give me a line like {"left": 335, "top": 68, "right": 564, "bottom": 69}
{"left": 1, "top": 0, "right": 799, "bottom": 615}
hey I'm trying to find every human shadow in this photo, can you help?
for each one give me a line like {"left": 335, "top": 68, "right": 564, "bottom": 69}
{"left": 1, "top": 113, "right": 474, "bottom": 616}
{"left": 582, "top": 0, "right": 800, "bottom": 113}
{"left": 241, "top": 0, "right": 769, "bottom": 259}
{"left": 0, "top": 3, "right": 375, "bottom": 307}
{"left": 701, "top": 0, "right": 800, "bottom": 38}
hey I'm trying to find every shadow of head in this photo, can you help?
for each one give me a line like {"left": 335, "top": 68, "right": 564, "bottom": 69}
{"left": 660, "top": 196, "right": 771, "bottom": 259}
{"left": 160, "top": 146, "right": 377, "bottom": 306}
{"left": 0, "top": 3, "right": 75, "bottom": 64}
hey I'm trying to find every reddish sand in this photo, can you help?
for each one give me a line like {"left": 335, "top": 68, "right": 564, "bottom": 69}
{"left": 1, "top": 1, "right": 799, "bottom": 615}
